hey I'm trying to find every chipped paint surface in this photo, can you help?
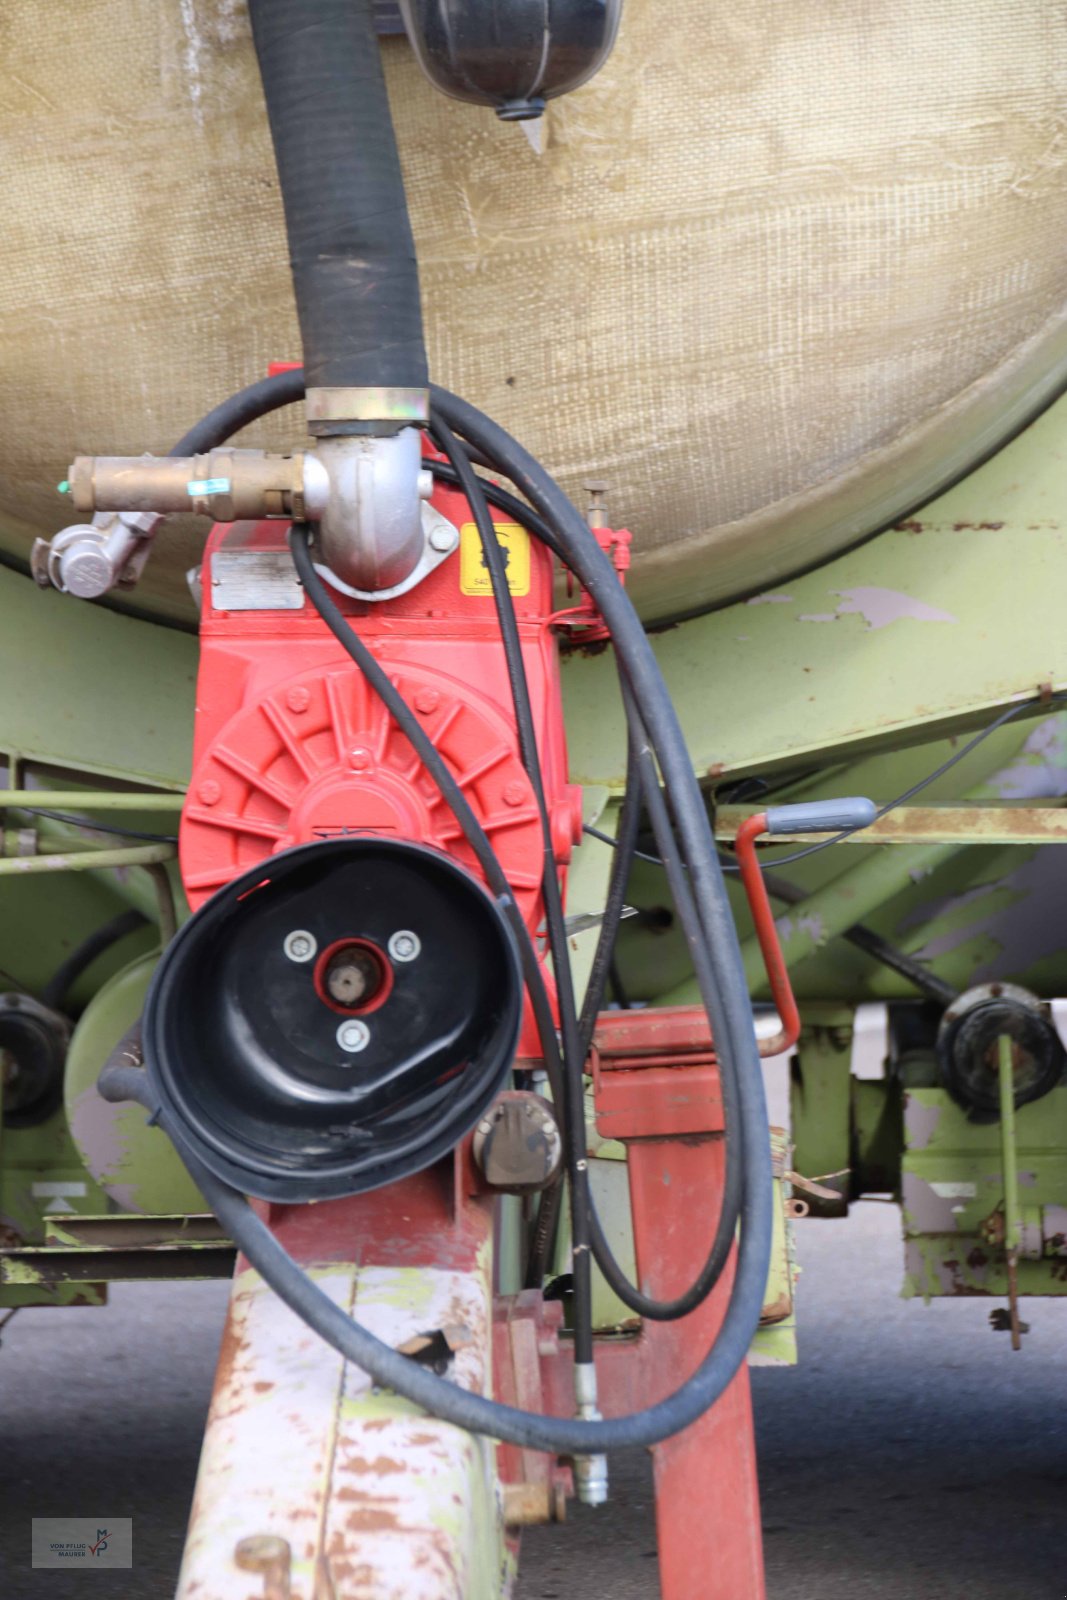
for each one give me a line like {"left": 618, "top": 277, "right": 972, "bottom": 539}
{"left": 774, "top": 911, "right": 827, "bottom": 950}
{"left": 902, "top": 1095, "right": 941, "bottom": 1153}
{"left": 989, "top": 714, "right": 1067, "bottom": 799}
{"left": 904, "top": 848, "right": 1067, "bottom": 985}
{"left": 799, "top": 586, "right": 958, "bottom": 630}
{"left": 177, "top": 1256, "right": 507, "bottom": 1600}
{"left": 901, "top": 1087, "right": 1067, "bottom": 1301}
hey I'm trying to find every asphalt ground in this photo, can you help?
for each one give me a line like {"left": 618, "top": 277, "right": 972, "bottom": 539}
{"left": 2, "top": 1056, "right": 1063, "bottom": 1598}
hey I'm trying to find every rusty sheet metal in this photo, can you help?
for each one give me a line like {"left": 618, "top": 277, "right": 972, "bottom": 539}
{"left": 717, "top": 803, "right": 1067, "bottom": 846}
{"left": 177, "top": 1254, "right": 507, "bottom": 1600}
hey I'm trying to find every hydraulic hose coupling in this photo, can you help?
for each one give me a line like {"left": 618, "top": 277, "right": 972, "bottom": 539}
{"left": 573, "top": 1361, "right": 609, "bottom": 1506}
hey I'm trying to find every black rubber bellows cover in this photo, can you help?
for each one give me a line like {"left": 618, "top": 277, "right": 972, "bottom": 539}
{"left": 143, "top": 839, "right": 522, "bottom": 1201}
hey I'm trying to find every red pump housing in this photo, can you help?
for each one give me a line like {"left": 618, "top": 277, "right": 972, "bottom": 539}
{"left": 179, "top": 469, "right": 582, "bottom": 966}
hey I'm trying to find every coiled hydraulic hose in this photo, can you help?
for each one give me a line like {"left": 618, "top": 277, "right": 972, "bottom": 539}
{"left": 107, "top": 374, "right": 772, "bottom": 1452}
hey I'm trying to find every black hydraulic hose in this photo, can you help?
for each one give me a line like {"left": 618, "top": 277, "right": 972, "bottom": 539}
{"left": 41, "top": 908, "right": 149, "bottom": 1014}
{"left": 101, "top": 1060, "right": 765, "bottom": 1453}
{"left": 576, "top": 736, "right": 641, "bottom": 1061}
{"left": 170, "top": 371, "right": 305, "bottom": 457}
{"left": 429, "top": 430, "right": 742, "bottom": 1321}
{"left": 428, "top": 384, "right": 767, "bottom": 1121}
{"left": 581, "top": 695, "right": 743, "bottom": 1321}
{"left": 248, "top": 0, "right": 427, "bottom": 399}
{"left": 429, "top": 416, "right": 595, "bottom": 1365}
{"left": 144, "top": 371, "right": 771, "bottom": 1447}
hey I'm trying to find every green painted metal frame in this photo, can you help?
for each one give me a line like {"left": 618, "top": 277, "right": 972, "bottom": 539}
{"left": 563, "top": 396, "right": 1067, "bottom": 788}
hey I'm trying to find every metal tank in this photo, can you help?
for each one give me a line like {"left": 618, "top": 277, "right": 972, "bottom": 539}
{"left": 2, "top": 0, "right": 1067, "bottom": 621}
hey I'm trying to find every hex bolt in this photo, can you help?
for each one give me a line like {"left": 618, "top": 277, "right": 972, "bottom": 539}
{"left": 336, "top": 1018, "right": 370, "bottom": 1053}
{"left": 388, "top": 930, "right": 421, "bottom": 963}
{"left": 283, "top": 929, "right": 317, "bottom": 964}
{"left": 429, "top": 522, "right": 457, "bottom": 554}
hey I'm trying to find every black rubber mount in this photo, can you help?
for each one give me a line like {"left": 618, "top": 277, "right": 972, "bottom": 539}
{"left": 938, "top": 995, "right": 1065, "bottom": 1119}
{"left": 0, "top": 996, "right": 68, "bottom": 1129}
{"left": 143, "top": 839, "right": 523, "bottom": 1201}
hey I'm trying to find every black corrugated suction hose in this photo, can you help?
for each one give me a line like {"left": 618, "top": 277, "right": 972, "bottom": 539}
{"left": 248, "top": 0, "right": 428, "bottom": 401}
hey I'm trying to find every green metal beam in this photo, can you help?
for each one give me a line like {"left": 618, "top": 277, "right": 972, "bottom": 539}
{"left": 562, "top": 398, "right": 1067, "bottom": 787}
{"left": 717, "top": 803, "right": 1067, "bottom": 847}
{"left": 0, "top": 568, "right": 196, "bottom": 788}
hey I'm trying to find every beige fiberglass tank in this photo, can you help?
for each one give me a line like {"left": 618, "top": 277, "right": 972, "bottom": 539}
{"left": 2, "top": 0, "right": 1067, "bottom": 624}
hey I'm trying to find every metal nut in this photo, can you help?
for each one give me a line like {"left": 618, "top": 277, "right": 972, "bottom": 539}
{"left": 283, "top": 929, "right": 317, "bottom": 963}
{"left": 388, "top": 930, "right": 421, "bottom": 962}
{"left": 336, "top": 1019, "right": 371, "bottom": 1054}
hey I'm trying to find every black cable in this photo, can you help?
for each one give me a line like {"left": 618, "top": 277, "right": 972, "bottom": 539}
{"left": 429, "top": 415, "right": 595, "bottom": 1365}
{"left": 750, "top": 695, "right": 1065, "bottom": 870}
{"left": 19, "top": 808, "right": 178, "bottom": 845}
{"left": 40, "top": 908, "right": 149, "bottom": 1013}
{"left": 586, "top": 689, "right": 1066, "bottom": 879}
{"left": 583, "top": 820, "right": 672, "bottom": 870}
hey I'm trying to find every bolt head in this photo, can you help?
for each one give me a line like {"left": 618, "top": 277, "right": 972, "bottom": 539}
{"left": 348, "top": 746, "right": 372, "bottom": 771}
{"left": 388, "top": 930, "right": 421, "bottom": 963}
{"left": 429, "top": 522, "right": 457, "bottom": 554}
{"left": 414, "top": 688, "right": 440, "bottom": 715}
{"left": 283, "top": 929, "right": 317, "bottom": 963}
{"left": 234, "top": 1534, "right": 291, "bottom": 1574}
{"left": 198, "top": 778, "right": 222, "bottom": 807}
{"left": 286, "top": 685, "right": 311, "bottom": 714}
{"left": 502, "top": 780, "right": 527, "bottom": 807}
{"left": 336, "top": 1018, "right": 370, "bottom": 1054}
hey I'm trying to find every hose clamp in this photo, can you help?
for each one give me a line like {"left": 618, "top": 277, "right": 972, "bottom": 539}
{"left": 305, "top": 386, "right": 430, "bottom": 432}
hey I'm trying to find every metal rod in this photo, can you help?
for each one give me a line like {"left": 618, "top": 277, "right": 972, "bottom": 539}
{"left": 0, "top": 843, "right": 176, "bottom": 876}
{"left": 716, "top": 804, "right": 1067, "bottom": 847}
{"left": 143, "top": 863, "right": 179, "bottom": 944}
{"left": 997, "top": 1032, "right": 1022, "bottom": 1352}
{"left": 0, "top": 790, "right": 185, "bottom": 811}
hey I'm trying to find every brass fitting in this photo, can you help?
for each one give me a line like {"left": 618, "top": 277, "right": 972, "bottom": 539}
{"left": 68, "top": 450, "right": 323, "bottom": 524}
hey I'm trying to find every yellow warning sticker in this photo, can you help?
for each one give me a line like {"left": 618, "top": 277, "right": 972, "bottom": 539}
{"left": 459, "top": 521, "right": 531, "bottom": 597}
